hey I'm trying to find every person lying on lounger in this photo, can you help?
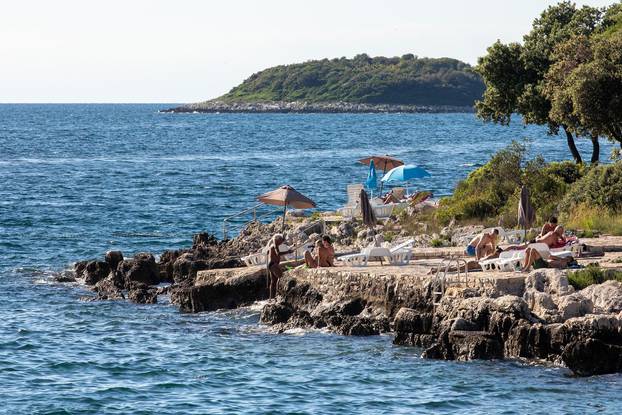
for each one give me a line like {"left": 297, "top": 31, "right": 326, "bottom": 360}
{"left": 520, "top": 247, "right": 573, "bottom": 271}
{"left": 536, "top": 226, "right": 567, "bottom": 249}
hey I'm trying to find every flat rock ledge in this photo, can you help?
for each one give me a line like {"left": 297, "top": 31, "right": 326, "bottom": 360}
{"left": 161, "top": 100, "right": 474, "bottom": 114}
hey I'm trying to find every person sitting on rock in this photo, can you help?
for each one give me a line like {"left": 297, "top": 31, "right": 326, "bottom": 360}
{"left": 465, "top": 229, "right": 499, "bottom": 260}
{"left": 303, "top": 235, "right": 335, "bottom": 268}
{"left": 536, "top": 226, "right": 567, "bottom": 249}
{"left": 538, "top": 216, "right": 559, "bottom": 238}
{"left": 266, "top": 234, "right": 292, "bottom": 299}
{"left": 521, "top": 246, "right": 573, "bottom": 271}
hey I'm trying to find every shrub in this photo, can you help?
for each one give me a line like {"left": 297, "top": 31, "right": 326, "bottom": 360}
{"left": 430, "top": 238, "right": 444, "bottom": 248}
{"left": 561, "top": 162, "right": 622, "bottom": 213}
{"left": 435, "top": 142, "right": 583, "bottom": 226}
{"left": 436, "top": 142, "right": 524, "bottom": 224}
{"left": 568, "top": 265, "right": 622, "bottom": 290}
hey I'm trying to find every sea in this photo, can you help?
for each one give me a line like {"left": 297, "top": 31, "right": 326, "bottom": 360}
{"left": 0, "top": 104, "right": 619, "bottom": 414}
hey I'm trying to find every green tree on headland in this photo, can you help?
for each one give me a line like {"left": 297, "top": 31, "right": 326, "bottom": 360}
{"left": 476, "top": 1, "right": 622, "bottom": 164}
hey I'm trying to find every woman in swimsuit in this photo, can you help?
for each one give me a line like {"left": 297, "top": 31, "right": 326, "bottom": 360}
{"left": 266, "top": 234, "right": 292, "bottom": 299}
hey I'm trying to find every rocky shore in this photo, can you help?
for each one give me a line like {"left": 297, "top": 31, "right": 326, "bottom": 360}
{"left": 64, "top": 218, "right": 622, "bottom": 377}
{"left": 161, "top": 100, "right": 474, "bottom": 114}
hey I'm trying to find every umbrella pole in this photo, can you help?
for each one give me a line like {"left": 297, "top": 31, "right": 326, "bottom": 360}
{"left": 379, "top": 164, "right": 387, "bottom": 195}
{"left": 281, "top": 205, "right": 287, "bottom": 233}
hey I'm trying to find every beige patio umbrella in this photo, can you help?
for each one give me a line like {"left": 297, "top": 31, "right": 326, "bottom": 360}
{"left": 257, "top": 185, "right": 316, "bottom": 232}
{"left": 358, "top": 155, "right": 404, "bottom": 194}
{"left": 358, "top": 155, "right": 404, "bottom": 172}
{"left": 518, "top": 186, "right": 536, "bottom": 240}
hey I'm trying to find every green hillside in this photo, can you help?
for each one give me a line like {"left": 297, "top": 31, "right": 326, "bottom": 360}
{"left": 217, "top": 54, "right": 485, "bottom": 106}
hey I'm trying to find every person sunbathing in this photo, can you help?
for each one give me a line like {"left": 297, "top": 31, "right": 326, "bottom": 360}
{"left": 303, "top": 235, "right": 335, "bottom": 268}
{"left": 465, "top": 229, "right": 499, "bottom": 260}
{"left": 382, "top": 190, "right": 400, "bottom": 204}
{"left": 520, "top": 247, "right": 573, "bottom": 271}
{"left": 538, "top": 216, "right": 558, "bottom": 238}
{"left": 536, "top": 226, "right": 567, "bottom": 248}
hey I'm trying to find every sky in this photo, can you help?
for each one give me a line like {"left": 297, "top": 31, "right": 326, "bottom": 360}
{"left": 0, "top": 0, "right": 616, "bottom": 103}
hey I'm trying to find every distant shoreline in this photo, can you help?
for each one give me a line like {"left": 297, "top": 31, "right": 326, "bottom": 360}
{"left": 161, "top": 100, "right": 475, "bottom": 114}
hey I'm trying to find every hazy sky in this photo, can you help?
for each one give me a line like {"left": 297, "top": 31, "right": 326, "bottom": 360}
{"left": 0, "top": 0, "right": 615, "bottom": 103}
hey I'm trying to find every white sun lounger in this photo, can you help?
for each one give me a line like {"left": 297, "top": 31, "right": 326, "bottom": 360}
{"left": 337, "top": 184, "right": 364, "bottom": 218}
{"left": 479, "top": 243, "right": 574, "bottom": 272}
{"left": 241, "top": 243, "right": 307, "bottom": 267}
{"left": 339, "top": 239, "right": 414, "bottom": 267}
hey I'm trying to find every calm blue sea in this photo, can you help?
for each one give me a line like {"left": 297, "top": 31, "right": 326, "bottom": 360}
{"left": 0, "top": 104, "right": 619, "bottom": 414}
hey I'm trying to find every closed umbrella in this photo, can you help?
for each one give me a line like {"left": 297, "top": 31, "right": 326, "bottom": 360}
{"left": 517, "top": 186, "right": 536, "bottom": 240}
{"left": 381, "top": 165, "right": 431, "bottom": 183}
{"left": 359, "top": 155, "right": 404, "bottom": 194}
{"left": 257, "top": 185, "right": 316, "bottom": 232}
{"left": 359, "top": 189, "right": 377, "bottom": 227}
{"left": 365, "top": 159, "right": 378, "bottom": 193}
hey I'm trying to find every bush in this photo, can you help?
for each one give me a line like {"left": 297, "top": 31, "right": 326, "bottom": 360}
{"left": 436, "top": 142, "right": 524, "bottom": 224}
{"left": 561, "top": 162, "right": 622, "bottom": 213}
{"left": 435, "top": 143, "right": 583, "bottom": 226}
{"left": 430, "top": 238, "right": 445, "bottom": 248}
{"left": 568, "top": 265, "right": 622, "bottom": 290}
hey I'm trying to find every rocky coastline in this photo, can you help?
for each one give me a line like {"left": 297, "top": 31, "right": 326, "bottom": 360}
{"left": 63, "top": 218, "right": 622, "bottom": 378}
{"left": 161, "top": 100, "right": 474, "bottom": 114}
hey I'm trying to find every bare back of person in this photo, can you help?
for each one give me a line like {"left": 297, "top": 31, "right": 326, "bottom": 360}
{"left": 536, "top": 226, "right": 565, "bottom": 248}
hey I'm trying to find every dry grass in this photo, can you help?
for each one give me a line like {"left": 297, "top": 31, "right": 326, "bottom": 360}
{"left": 563, "top": 204, "right": 622, "bottom": 237}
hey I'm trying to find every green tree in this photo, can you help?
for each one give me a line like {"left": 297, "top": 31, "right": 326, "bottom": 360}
{"left": 569, "top": 32, "right": 622, "bottom": 146}
{"left": 476, "top": 1, "right": 604, "bottom": 164}
{"left": 544, "top": 35, "right": 601, "bottom": 163}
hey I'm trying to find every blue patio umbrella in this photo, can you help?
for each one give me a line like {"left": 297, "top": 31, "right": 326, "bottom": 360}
{"left": 365, "top": 159, "right": 378, "bottom": 192}
{"left": 381, "top": 165, "right": 431, "bottom": 183}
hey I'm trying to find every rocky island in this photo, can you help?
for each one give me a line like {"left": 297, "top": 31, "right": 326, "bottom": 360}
{"left": 162, "top": 54, "right": 484, "bottom": 113}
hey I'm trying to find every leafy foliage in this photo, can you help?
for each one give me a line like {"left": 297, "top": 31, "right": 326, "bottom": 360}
{"left": 217, "top": 54, "right": 485, "bottom": 106}
{"left": 475, "top": 1, "right": 619, "bottom": 164}
{"left": 568, "top": 264, "right": 622, "bottom": 290}
{"left": 561, "top": 161, "right": 622, "bottom": 212}
{"left": 436, "top": 143, "right": 583, "bottom": 226}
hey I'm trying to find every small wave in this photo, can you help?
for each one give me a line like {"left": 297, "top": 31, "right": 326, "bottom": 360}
{"left": 111, "top": 231, "right": 170, "bottom": 238}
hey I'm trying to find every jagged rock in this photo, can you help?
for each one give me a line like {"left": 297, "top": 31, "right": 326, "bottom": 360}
{"left": 393, "top": 308, "right": 433, "bottom": 334}
{"left": 128, "top": 283, "right": 158, "bottom": 304}
{"left": 171, "top": 268, "right": 267, "bottom": 313}
{"left": 524, "top": 269, "right": 574, "bottom": 297}
{"left": 556, "top": 293, "right": 593, "bottom": 321}
{"left": 446, "top": 331, "right": 503, "bottom": 361}
{"left": 523, "top": 291, "right": 561, "bottom": 323}
{"left": 74, "top": 260, "right": 89, "bottom": 279}
{"left": 158, "top": 249, "right": 185, "bottom": 282}
{"left": 54, "top": 271, "right": 76, "bottom": 283}
{"left": 562, "top": 339, "right": 622, "bottom": 376}
{"left": 580, "top": 280, "right": 622, "bottom": 313}
{"left": 192, "top": 232, "right": 218, "bottom": 248}
{"left": 172, "top": 253, "right": 210, "bottom": 284}
{"left": 104, "top": 250, "right": 124, "bottom": 271}
{"left": 94, "top": 278, "right": 124, "bottom": 300}
{"left": 83, "top": 260, "right": 110, "bottom": 285}
{"left": 117, "top": 253, "right": 159, "bottom": 286}
{"left": 260, "top": 303, "right": 294, "bottom": 324}
{"left": 337, "top": 221, "right": 355, "bottom": 239}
